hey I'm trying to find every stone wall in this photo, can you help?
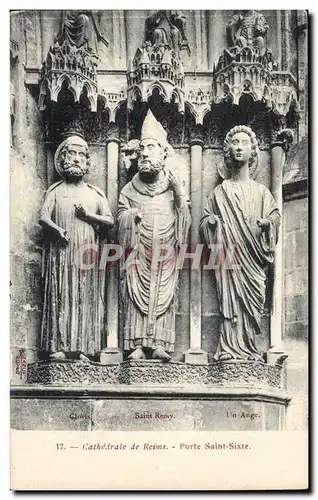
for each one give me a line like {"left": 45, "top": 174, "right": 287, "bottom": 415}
{"left": 283, "top": 195, "right": 308, "bottom": 430}
{"left": 284, "top": 197, "right": 308, "bottom": 341}
{"left": 10, "top": 12, "right": 47, "bottom": 382}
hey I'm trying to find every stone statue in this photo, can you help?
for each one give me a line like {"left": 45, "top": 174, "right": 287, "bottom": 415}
{"left": 39, "top": 135, "right": 114, "bottom": 361}
{"left": 200, "top": 125, "right": 280, "bottom": 362}
{"left": 55, "top": 10, "right": 108, "bottom": 54}
{"left": 227, "top": 10, "right": 268, "bottom": 56}
{"left": 118, "top": 110, "right": 191, "bottom": 361}
{"left": 145, "top": 10, "right": 189, "bottom": 54}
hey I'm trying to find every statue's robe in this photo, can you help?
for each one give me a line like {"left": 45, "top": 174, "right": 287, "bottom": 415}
{"left": 40, "top": 181, "right": 112, "bottom": 356}
{"left": 58, "top": 11, "right": 99, "bottom": 53}
{"left": 118, "top": 172, "right": 191, "bottom": 353}
{"left": 200, "top": 179, "right": 280, "bottom": 361}
{"left": 145, "top": 11, "right": 184, "bottom": 53}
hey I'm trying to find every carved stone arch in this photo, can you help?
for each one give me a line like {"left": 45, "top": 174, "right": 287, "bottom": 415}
{"left": 39, "top": 78, "right": 51, "bottom": 111}
{"left": 170, "top": 87, "right": 184, "bottom": 113}
{"left": 105, "top": 99, "right": 126, "bottom": 123}
{"left": 202, "top": 108, "right": 224, "bottom": 148}
{"left": 115, "top": 99, "right": 127, "bottom": 122}
{"left": 146, "top": 82, "right": 168, "bottom": 103}
{"left": 52, "top": 74, "right": 76, "bottom": 103}
{"left": 199, "top": 106, "right": 212, "bottom": 126}
{"left": 127, "top": 85, "right": 143, "bottom": 110}
{"left": 250, "top": 66, "right": 258, "bottom": 77}
{"left": 97, "top": 93, "right": 107, "bottom": 110}
{"left": 239, "top": 80, "right": 258, "bottom": 103}
{"left": 222, "top": 83, "right": 234, "bottom": 104}
{"left": 240, "top": 46, "right": 254, "bottom": 63}
{"left": 185, "top": 100, "right": 211, "bottom": 126}
{"left": 185, "top": 101, "right": 197, "bottom": 123}
{"left": 238, "top": 93, "right": 256, "bottom": 110}
{"left": 81, "top": 82, "right": 98, "bottom": 112}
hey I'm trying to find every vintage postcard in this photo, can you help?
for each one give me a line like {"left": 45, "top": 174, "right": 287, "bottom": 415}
{"left": 10, "top": 9, "right": 308, "bottom": 490}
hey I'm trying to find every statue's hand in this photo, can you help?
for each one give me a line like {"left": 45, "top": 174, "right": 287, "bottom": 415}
{"left": 257, "top": 218, "right": 270, "bottom": 230}
{"left": 168, "top": 170, "right": 182, "bottom": 197}
{"left": 131, "top": 208, "right": 142, "bottom": 224}
{"left": 57, "top": 228, "right": 69, "bottom": 246}
{"left": 74, "top": 204, "right": 87, "bottom": 221}
{"left": 208, "top": 215, "right": 217, "bottom": 228}
{"left": 134, "top": 212, "right": 142, "bottom": 224}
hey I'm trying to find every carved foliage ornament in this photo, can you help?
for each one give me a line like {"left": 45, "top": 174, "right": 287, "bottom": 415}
{"left": 27, "top": 360, "right": 284, "bottom": 389}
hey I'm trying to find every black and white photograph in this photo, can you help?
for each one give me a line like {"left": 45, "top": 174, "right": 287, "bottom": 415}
{"left": 9, "top": 8, "right": 309, "bottom": 490}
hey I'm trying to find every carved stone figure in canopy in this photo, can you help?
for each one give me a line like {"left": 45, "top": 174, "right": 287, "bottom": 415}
{"left": 118, "top": 110, "right": 191, "bottom": 361}
{"left": 55, "top": 10, "right": 108, "bottom": 54}
{"left": 227, "top": 10, "right": 269, "bottom": 56}
{"left": 145, "top": 10, "right": 189, "bottom": 54}
{"left": 200, "top": 126, "right": 280, "bottom": 362}
{"left": 39, "top": 135, "right": 114, "bottom": 361}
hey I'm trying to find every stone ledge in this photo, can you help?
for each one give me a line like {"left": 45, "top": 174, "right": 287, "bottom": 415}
{"left": 26, "top": 359, "right": 285, "bottom": 392}
{"left": 11, "top": 385, "right": 291, "bottom": 405}
{"left": 11, "top": 390, "right": 290, "bottom": 431}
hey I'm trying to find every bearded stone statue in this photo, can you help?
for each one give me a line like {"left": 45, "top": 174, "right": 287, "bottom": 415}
{"left": 39, "top": 135, "right": 114, "bottom": 361}
{"left": 118, "top": 110, "right": 191, "bottom": 361}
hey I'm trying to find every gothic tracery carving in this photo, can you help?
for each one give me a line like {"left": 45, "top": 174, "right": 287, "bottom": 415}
{"left": 39, "top": 11, "right": 109, "bottom": 113}
{"left": 127, "top": 11, "right": 190, "bottom": 114}
{"left": 212, "top": 10, "right": 298, "bottom": 123}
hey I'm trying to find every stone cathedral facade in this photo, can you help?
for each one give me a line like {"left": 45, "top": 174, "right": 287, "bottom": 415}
{"left": 10, "top": 10, "right": 308, "bottom": 431}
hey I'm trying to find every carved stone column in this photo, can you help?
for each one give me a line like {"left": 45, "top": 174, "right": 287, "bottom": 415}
{"left": 268, "top": 129, "right": 294, "bottom": 365}
{"left": 100, "top": 124, "right": 122, "bottom": 364}
{"left": 184, "top": 126, "right": 208, "bottom": 365}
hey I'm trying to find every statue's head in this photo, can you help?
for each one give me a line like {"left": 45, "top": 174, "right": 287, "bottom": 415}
{"left": 223, "top": 125, "right": 258, "bottom": 170}
{"left": 242, "top": 9, "right": 255, "bottom": 16}
{"left": 138, "top": 138, "right": 167, "bottom": 177}
{"left": 55, "top": 135, "right": 90, "bottom": 180}
{"left": 138, "top": 110, "right": 168, "bottom": 180}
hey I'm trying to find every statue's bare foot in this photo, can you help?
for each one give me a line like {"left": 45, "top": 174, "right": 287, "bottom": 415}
{"left": 152, "top": 346, "right": 171, "bottom": 362}
{"left": 49, "top": 351, "right": 66, "bottom": 360}
{"left": 128, "top": 347, "right": 146, "bottom": 360}
{"left": 218, "top": 352, "right": 232, "bottom": 361}
{"left": 79, "top": 353, "right": 90, "bottom": 362}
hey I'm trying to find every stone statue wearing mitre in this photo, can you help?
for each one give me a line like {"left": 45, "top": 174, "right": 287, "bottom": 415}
{"left": 118, "top": 110, "right": 191, "bottom": 361}
{"left": 39, "top": 135, "right": 114, "bottom": 361}
{"left": 200, "top": 125, "right": 280, "bottom": 362}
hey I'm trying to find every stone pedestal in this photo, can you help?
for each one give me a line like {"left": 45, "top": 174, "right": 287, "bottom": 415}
{"left": 184, "top": 348, "right": 208, "bottom": 365}
{"left": 11, "top": 384, "right": 290, "bottom": 431}
{"left": 100, "top": 348, "right": 123, "bottom": 364}
{"left": 17, "top": 359, "right": 291, "bottom": 430}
